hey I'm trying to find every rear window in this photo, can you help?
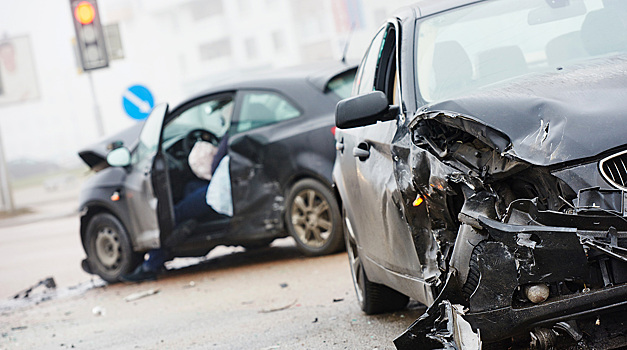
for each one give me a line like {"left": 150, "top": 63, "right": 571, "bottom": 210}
{"left": 326, "top": 69, "right": 357, "bottom": 100}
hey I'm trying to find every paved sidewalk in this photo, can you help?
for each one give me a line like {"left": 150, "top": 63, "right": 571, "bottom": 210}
{"left": 0, "top": 176, "right": 84, "bottom": 228}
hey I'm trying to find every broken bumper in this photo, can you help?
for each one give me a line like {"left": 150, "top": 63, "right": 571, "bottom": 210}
{"left": 397, "top": 197, "right": 627, "bottom": 348}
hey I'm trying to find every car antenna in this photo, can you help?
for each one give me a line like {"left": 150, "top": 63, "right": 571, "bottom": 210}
{"left": 341, "top": 23, "right": 356, "bottom": 63}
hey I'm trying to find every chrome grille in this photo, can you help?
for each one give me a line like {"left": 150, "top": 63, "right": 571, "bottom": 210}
{"left": 600, "top": 150, "right": 627, "bottom": 190}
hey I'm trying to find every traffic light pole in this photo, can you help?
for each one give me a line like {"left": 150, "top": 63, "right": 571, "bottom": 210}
{"left": 0, "top": 122, "right": 15, "bottom": 213}
{"left": 87, "top": 71, "right": 104, "bottom": 137}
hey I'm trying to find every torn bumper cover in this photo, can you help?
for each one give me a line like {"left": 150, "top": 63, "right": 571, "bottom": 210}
{"left": 395, "top": 193, "right": 627, "bottom": 349}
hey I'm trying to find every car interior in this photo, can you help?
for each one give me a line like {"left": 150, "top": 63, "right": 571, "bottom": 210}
{"left": 162, "top": 96, "right": 234, "bottom": 206}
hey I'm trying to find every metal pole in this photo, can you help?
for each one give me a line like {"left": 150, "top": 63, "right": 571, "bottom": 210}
{"left": 87, "top": 71, "right": 105, "bottom": 137}
{"left": 0, "top": 122, "right": 14, "bottom": 213}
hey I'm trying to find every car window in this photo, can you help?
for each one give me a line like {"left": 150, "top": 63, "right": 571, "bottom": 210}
{"left": 132, "top": 103, "right": 168, "bottom": 165}
{"left": 354, "top": 27, "right": 386, "bottom": 95}
{"left": 163, "top": 95, "right": 234, "bottom": 144}
{"left": 415, "top": 0, "right": 626, "bottom": 102}
{"left": 234, "top": 91, "right": 301, "bottom": 133}
{"left": 326, "top": 69, "right": 356, "bottom": 100}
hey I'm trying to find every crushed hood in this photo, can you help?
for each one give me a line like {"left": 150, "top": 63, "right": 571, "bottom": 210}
{"left": 78, "top": 121, "right": 144, "bottom": 171}
{"left": 417, "top": 54, "right": 627, "bottom": 166}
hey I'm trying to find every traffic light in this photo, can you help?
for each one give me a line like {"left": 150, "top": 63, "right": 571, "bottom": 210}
{"left": 70, "top": 0, "right": 108, "bottom": 71}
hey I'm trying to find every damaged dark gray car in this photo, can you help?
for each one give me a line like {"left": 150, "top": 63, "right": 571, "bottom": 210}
{"left": 79, "top": 62, "right": 356, "bottom": 282}
{"left": 333, "top": 0, "right": 627, "bottom": 348}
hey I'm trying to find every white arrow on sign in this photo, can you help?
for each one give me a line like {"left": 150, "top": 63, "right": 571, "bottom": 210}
{"left": 123, "top": 90, "right": 152, "bottom": 113}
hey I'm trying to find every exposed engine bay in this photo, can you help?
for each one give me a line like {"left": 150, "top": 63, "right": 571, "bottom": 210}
{"left": 393, "top": 111, "right": 627, "bottom": 349}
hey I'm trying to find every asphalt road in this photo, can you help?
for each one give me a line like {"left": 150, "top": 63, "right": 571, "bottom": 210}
{"left": 0, "top": 186, "right": 426, "bottom": 350}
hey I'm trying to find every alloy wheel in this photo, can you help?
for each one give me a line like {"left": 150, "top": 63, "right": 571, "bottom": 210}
{"left": 291, "top": 189, "right": 334, "bottom": 248}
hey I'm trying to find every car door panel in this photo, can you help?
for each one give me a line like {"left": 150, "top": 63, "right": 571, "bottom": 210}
{"left": 344, "top": 120, "right": 424, "bottom": 277}
{"left": 123, "top": 103, "right": 173, "bottom": 251}
{"left": 228, "top": 131, "right": 285, "bottom": 239}
{"left": 228, "top": 90, "right": 303, "bottom": 238}
{"left": 338, "top": 22, "right": 427, "bottom": 285}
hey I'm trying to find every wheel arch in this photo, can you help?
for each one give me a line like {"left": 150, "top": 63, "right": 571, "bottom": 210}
{"left": 281, "top": 170, "right": 338, "bottom": 229}
{"left": 80, "top": 202, "right": 134, "bottom": 252}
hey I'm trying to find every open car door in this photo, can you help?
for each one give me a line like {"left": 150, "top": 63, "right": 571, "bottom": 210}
{"left": 124, "top": 103, "right": 175, "bottom": 250}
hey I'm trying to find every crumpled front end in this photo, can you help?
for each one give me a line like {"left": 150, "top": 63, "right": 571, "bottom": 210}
{"left": 394, "top": 111, "right": 627, "bottom": 349}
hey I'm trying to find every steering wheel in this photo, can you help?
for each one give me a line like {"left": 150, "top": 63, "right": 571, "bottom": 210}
{"left": 182, "top": 129, "right": 220, "bottom": 154}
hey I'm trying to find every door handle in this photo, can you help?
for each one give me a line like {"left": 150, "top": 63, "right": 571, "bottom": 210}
{"left": 336, "top": 138, "right": 345, "bottom": 152}
{"left": 353, "top": 142, "right": 370, "bottom": 160}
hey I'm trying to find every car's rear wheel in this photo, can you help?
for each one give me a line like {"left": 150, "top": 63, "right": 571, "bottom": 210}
{"left": 85, "top": 213, "right": 141, "bottom": 283}
{"left": 344, "top": 214, "right": 409, "bottom": 314}
{"left": 285, "top": 179, "right": 343, "bottom": 256}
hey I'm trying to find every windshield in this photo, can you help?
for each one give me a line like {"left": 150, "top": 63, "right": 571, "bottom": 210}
{"left": 416, "top": 0, "right": 627, "bottom": 102}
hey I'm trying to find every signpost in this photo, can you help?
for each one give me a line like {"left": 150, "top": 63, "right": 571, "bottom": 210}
{"left": 122, "top": 85, "right": 154, "bottom": 120}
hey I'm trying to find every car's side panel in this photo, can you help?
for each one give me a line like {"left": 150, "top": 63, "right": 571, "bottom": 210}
{"left": 228, "top": 85, "right": 338, "bottom": 238}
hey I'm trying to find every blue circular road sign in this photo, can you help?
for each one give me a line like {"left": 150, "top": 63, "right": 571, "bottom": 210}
{"left": 122, "top": 85, "right": 155, "bottom": 120}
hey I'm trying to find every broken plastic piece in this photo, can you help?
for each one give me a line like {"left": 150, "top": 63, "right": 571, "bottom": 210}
{"left": 13, "top": 277, "right": 56, "bottom": 299}
{"left": 123, "top": 289, "right": 160, "bottom": 302}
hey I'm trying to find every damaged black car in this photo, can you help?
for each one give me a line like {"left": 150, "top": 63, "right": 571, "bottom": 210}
{"left": 333, "top": 0, "right": 627, "bottom": 348}
{"left": 79, "top": 62, "right": 355, "bottom": 282}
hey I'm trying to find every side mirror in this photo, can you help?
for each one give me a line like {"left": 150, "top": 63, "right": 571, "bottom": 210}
{"left": 107, "top": 147, "right": 131, "bottom": 167}
{"left": 335, "top": 91, "right": 398, "bottom": 129}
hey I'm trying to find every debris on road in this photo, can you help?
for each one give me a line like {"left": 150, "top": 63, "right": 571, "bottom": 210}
{"left": 332, "top": 298, "right": 343, "bottom": 303}
{"left": 123, "top": 289, "right": 160, "bottom": 302}
{"left": 279, "top": 283, "right": 288, "bottom": 288}
{"left": 91, "top": 306, "right": 106, "bottom": 316}
{"left": 259, "top": 299, "right": 297, "bottom": 313}
{"left": 13, "top": 277, "right": 56, "bottom": 299}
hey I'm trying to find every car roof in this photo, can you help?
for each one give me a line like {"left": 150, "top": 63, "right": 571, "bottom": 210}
{"left": 177, "top": 60, "right": 357, "bottom": 108}
{"left": 393, "top": 0, "right": 484, "bottom": 19}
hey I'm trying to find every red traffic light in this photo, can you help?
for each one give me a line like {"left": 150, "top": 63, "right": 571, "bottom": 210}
{"left": 74, "top": 1, "right": 95, "bottom": 25}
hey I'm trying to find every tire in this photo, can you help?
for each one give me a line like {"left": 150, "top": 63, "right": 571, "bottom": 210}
{"left": 84, "top": 213, "right": 142, "bottom": 283}
{"left": 344, "top": 213, "right": 409, "bottom": 314}
{"left": 285, "top": 178, "right": 344, "bottom": 256}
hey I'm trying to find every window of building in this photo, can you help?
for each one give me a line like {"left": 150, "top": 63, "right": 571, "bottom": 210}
{"left": 199, "top": 38, "right": 232, "bottom": 61}
{"left": 188, "top": 0, "right": 223, "bottom": 21}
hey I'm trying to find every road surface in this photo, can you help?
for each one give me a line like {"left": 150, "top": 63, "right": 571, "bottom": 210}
{"left": 0, "top": 183, "right": 425, "bottom": 349}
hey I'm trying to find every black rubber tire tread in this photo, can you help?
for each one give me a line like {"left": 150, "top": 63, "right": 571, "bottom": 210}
{"left": 462, "top": 240, "right": 487, "bottom": 299}
{"left": 360, "top": 264, "right": 410, "bottom": 315}
{"left": 285, "top": 178, "right": 344, "bottom": 256}
{"left": 85, "top": 213, "right": 142, "bottom": 284}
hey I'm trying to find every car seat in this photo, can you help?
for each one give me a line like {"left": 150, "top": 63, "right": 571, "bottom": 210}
{"left": 477, "top": 45, "right": 528, "bottom": 86}
{"left": 581, "top": 8, "right": 627, "bottom": 57}
{"left": 432, "top": 41, "right": 474, "bottom": 100}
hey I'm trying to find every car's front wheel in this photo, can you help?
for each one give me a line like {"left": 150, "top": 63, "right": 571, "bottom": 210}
{"left": 344, "top": 213, "right": 409, "bottom": 314}
{"left": 285, "top": 178, "right": 343, "bottom": 256}
{"left": 84, "top": 213, "right": 141, "bottom": 283}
